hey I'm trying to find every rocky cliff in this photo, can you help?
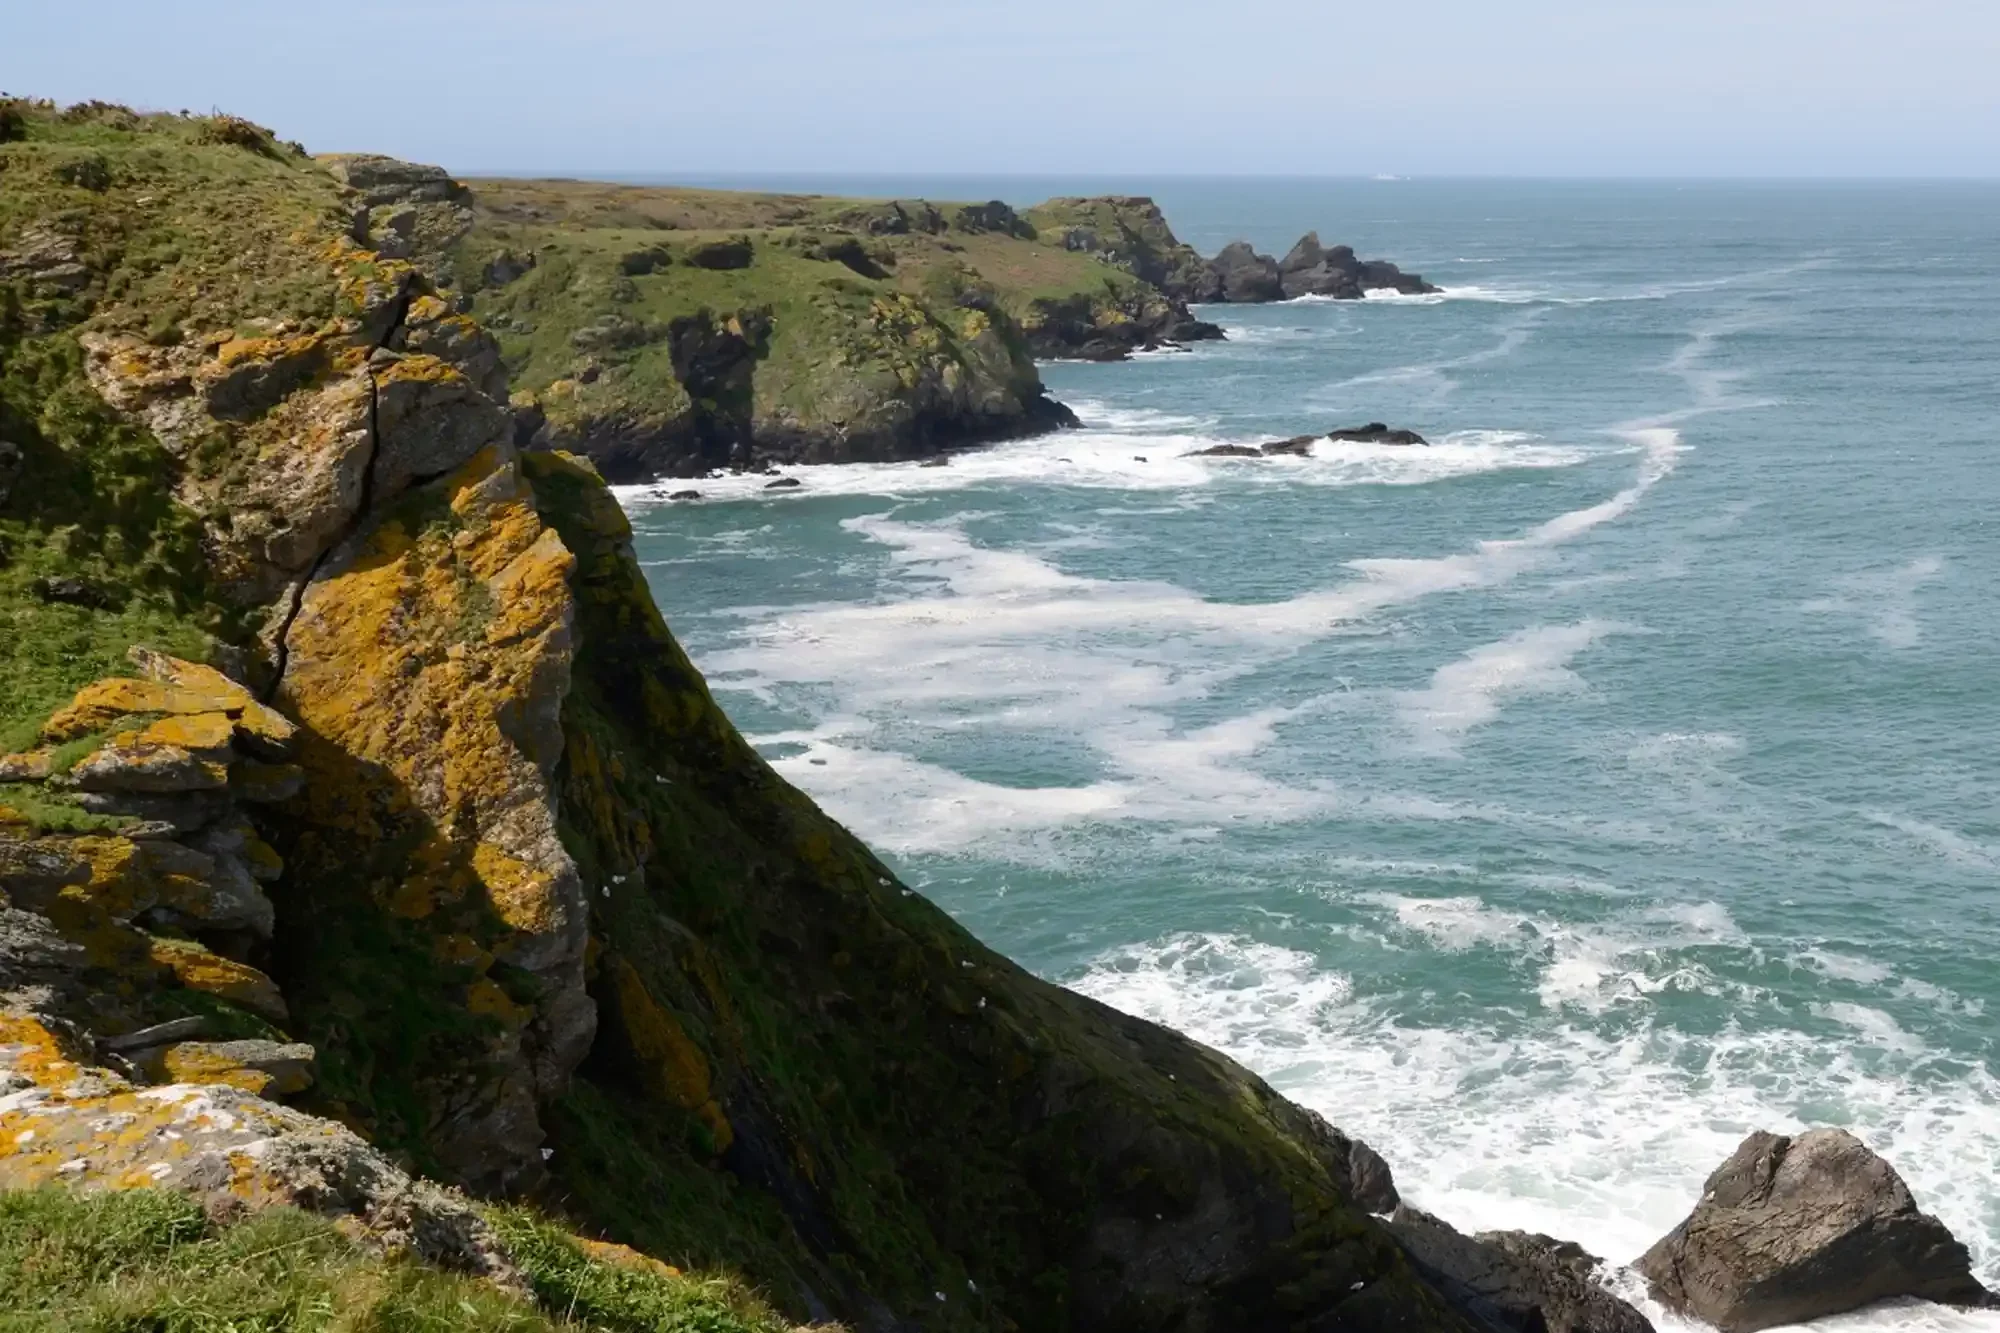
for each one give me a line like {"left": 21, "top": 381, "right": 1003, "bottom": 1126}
{"left": 0, "top": 98, "right": 1639, "bottom": 1332}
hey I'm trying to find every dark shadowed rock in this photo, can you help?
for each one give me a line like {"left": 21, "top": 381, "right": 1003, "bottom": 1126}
{"left": 665, "top": 489, "right": 701, "bottom": 501}
{"left": 1186, "top": 443, "right": 1263, "bottom": 458}
{"left": 764, "top": 476, "right": 802, "bottom": 490}
{"left": 1207, "top": 241, "right": 1285, "bottom": 302}
{"left": 1262, "top": 435, "right": 1318, "bottom": 456}
{"left": 1328, "top": 422, "right": 1429, "bottom": 446}
{"left": 1388, "top": 1206, "right": 1655, "bottom": 1333}
{"left": 31, "top": 575, "right": 120, "bottom": 609}
{"left": 1637, "top": 1129, "right": 1996, "bottom": 1332}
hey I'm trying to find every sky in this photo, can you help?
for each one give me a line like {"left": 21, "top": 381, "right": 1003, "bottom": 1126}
{"left": 7, "top": 0, "right": 2000, "bottom": 178}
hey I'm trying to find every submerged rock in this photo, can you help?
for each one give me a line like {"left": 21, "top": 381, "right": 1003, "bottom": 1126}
{"left": 1185, "top": 443, "right": 1263, "bottom": 458}
{"left": 1637, "top": 1129, "right": 1996, "bottom": 1331}
{"left": 1388, "top": 1206, "right": 1655, "bottom": 1333}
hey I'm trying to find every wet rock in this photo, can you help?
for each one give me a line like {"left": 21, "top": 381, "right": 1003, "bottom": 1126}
{"left": 1636, "top": 1129, "right": 1996, "bottom": 1331}
{"left": 919, "top": 456, "right": 952, "bottom": 468}
{"left": 1388, "top": 1206, "right": 1655, "bottom": 1333}
{"left": 764, "top": 476, "right": 802, "bottom": 490}
{"left": 1261, "top": 435, "right": 1319, "bottom": 456}
{"left": 665, "top": 489, "right": 702, "bottom": 501}
{"left": 1328, "top": 422, "right": 1428, "bottom": 446}
{"left": 1185, "top": 443, "right": 1263, "bottom": 458}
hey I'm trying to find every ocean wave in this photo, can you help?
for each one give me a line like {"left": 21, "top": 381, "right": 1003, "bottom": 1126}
{"left": 1067, "top": 930, "right": 2000, "bottom": 1312}
{"left": 1393, "top": 621, "right": 1630, "bottom": 757}
{"left": 613, "top": 422, "right": 1607, "bottom": 506}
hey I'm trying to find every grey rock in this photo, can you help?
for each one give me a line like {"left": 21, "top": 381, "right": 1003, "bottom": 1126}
{"left": 1389, "top": 1205, "right": 1655, "bottom": 1333}
{"left": 1636, "top": 1129, "right": 1996, "bottom": 1332}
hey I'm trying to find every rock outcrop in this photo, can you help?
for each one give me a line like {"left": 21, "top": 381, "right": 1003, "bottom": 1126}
{"left": 1388, "top": 1207, "right": 1654, "bottom": 1333}
{"left": 1637, "top": 1130, "right": 1995, "bottom": 1331}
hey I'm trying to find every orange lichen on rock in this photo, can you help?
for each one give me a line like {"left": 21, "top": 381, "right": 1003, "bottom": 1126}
{"left": 605, "top": 957, "right": 732, "bottom": 1153}
{"left": 148, "top": 938, "right": 288, "bottom": 1021}
{"left": 277, "top": 442, "right": 593, "bottom": 1154}
{"left": 577, "top": 1237, "right": 683, "bottom": 1280}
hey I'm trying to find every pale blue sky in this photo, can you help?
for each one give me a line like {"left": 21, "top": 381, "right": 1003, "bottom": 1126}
{"left": 8, "top": 1, "right": 1999, "bottom": 176}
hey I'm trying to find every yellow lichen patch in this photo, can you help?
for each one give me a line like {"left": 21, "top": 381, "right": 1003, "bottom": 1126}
{"left": 153, "top": 1045, "right": 274, "bottom": 1096}
{"left": 136, "top": 711, "right": 237, "bottom": 755}
{"left": 472, "top": 843, "right": 563, "bottom": 936}
{"left": 39, "top": 655, "right": 297, "bottom": 756}
{"left": 465, "top": 978, "right": 533, "bottom": 1028}
{"left": 148, "top": 938, "right": 288, "bottom": 1022}
{"left": 374, "top": 352, "right": 467, "bottom": 389}
{"left": 0, "top": 749, "right": 55, "bottom": 781}
{"left": 606, "top": 958, "right": 734, "bottom": 1153}
{"left": 576, "top": 1238, "right": 682, "bottom": 1280}
{"left": 0, "top": 1013, "right": 85, "bottom": 1089}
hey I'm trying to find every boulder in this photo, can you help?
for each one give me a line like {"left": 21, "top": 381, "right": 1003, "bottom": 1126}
{"left": 764, "top": 477, "right": 802, "bottom": 490}
{"left": 1388, "top": 1206, "right": 1654, "bottom": 1333}
{"left": 1637, "top": 1129, "right": 1996, "bottom": 1331}
{"left": 1206, "top": 241, "right": 1284, "bottom": 302}
{"left": 666, "top": 489, "right": 702, "bottom": 501}
{"left": 1328, "top": 422, "right": 1428, "bottom": 446}
{"left": 1185, "top": 444, "right": 1263, "bottom": 458}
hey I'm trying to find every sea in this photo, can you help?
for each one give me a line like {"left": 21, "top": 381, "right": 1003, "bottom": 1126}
{"left": 614, "top": 177, "right": 2000, "bottom": 1330}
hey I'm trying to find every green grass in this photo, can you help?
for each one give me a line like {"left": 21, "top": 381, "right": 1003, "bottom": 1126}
{"left": 0, "top": 1190, "right": 815, "bottom": 1333}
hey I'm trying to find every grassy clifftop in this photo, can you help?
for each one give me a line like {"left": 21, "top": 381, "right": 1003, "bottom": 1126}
{"left": 447, "top": 181, "right": 1213, "bottom": 480}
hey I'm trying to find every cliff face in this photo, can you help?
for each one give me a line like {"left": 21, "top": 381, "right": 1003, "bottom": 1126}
{"left": 0, "top": 100, "right": 1543, "bottom": 1332}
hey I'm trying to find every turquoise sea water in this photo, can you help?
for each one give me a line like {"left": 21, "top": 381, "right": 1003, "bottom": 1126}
{"left": 620, "top": 180, "right": 2000, "bottom": 1329}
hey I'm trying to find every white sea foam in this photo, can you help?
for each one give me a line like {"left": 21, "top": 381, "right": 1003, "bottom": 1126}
{"left": 1803, "top": 556, "right": 1946, "bottom": 649}
{"left": 1395, "top": 621, "right": 1627, "bottom": 756}
{"left": 614, "top": 413, "right": 1601, "bottom": 506}
{"left": 1864, "top": 810, "right": 1998, "bottom": 870}
{"left": 704, "top": 433, "right": 1682, "bottom": 856}
{"left": 1068, "top": 930, "right": 2000, "bottom": 1318}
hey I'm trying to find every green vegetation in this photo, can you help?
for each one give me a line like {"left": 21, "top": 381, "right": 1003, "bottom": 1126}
{"left": 448, "top": 180, "right": 1180, "bottom": 474}
{"left": 0, "top": 1190, "right": 813, "bottom": 1332}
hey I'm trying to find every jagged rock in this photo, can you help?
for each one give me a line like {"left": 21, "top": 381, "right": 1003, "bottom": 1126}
{"left": 320, "top": 154, "right": 471, "bottom": 209}
{"left": 277, "top": 444, "right": 592, "bottom": 1192}
{"left": 1636, "top": 1129, "right": 1996, "bottom": 1331}
{"left": 146, "top": 938, "right": 288, "bottom": 1022}
{"left": 1207, "top": 241, "right": 1285, "bottom": 302}
{"left": 1388, "top": 1206, "right": 1655, "bottom": 1333}
{"left": 1329, "top": 422, "right": 1428, "bottom": 446}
